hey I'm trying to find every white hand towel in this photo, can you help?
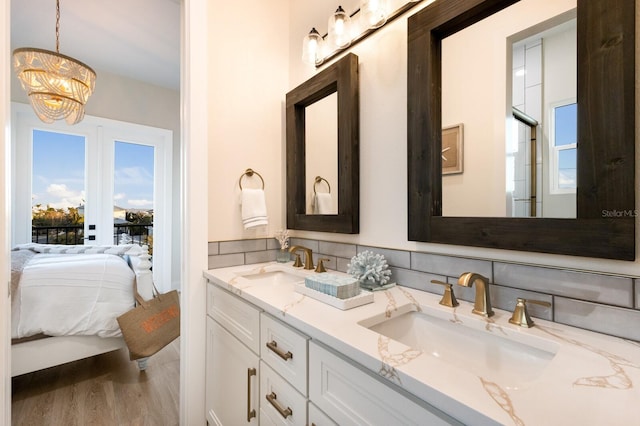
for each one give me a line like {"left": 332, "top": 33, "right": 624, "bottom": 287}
{"left": 314, "top": 192, "right": 333, "bottom": 214}
{"left": 241, "top": 188, "right": 268, "bottom": 229}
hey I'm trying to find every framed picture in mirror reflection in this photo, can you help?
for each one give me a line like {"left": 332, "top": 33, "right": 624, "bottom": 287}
{"left": 442, "top": 123, "right": 463, "bottom": 175}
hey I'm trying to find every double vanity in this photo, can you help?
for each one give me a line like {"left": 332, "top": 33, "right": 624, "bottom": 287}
{"left": 204, "top": 261, "right": 640, "bottom": 425}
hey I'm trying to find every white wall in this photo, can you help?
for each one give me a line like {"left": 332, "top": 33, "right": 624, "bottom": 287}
{"left": 542, "top": 25, "right": 577, "bottom": 217}
{"left": 11, "top": 71, "right": 182, "bottom": 289}
{"left": 207, "top": 0, "right": 290, "bottom": 242}
{"left": 0, "top": 0, "right": 10, "bottom": 421}
{"left": 286, "top": 0, "right": 640, "bottom": 276}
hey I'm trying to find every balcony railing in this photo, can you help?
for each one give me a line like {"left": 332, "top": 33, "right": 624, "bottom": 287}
{"left": 31, "top": 224, "right": 153, "bottom": 246}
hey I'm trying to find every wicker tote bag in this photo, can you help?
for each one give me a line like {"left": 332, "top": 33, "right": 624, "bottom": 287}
{"left": 117, "top": 279, "right": 180, "bottom": 360}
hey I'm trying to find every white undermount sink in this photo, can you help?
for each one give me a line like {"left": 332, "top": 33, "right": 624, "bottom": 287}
{"left": 236, "top": 266, "right": 306, "bottom": 286}
{"left": 360, "top": 308, "right": 559, "bottom": 389}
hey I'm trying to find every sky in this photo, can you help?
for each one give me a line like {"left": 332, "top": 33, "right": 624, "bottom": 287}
{"left": 32, "top": 130, "right": 154, "bottom": 211}
{"left": 555, "top": 103, "right": 577, "bottom": 189}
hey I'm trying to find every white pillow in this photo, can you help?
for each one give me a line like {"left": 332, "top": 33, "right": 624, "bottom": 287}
{"left": 20, "top": 243, "right": 141, "bottom": 256}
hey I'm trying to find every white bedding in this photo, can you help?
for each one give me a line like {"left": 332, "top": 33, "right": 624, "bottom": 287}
{"left": 12, "top": 253, "right": 135, "bottom": 339}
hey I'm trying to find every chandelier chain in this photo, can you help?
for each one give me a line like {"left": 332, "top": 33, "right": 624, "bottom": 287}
{"left": 55, "top": 0, "right": 60, "bottom": 53}
{"left": 13, "top": 0, "right": 96, "bottom": 124}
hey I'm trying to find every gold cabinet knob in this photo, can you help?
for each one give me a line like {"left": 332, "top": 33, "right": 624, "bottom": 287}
{"left": 508, "top": 297, "right": 551, "bottom": 328}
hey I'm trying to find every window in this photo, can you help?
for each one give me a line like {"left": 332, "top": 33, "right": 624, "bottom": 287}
{"left": 114, "top": 141, "right": 155, "bottom": 247}
{"left": 550, "top": 102, "right": 577, "bottom": 193}
{"left": 31, "top": 130, "right": 86, "bottom": 244}
{"left": 13, "top": 104, "right": 173, "bottom": 292}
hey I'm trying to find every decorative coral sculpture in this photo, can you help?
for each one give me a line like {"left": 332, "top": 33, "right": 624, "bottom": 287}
{"left": 347, "top": 250, "right": 392, "bottom": 290}
{"left": 274, "top": 229, "right": 290, "bottom": 250}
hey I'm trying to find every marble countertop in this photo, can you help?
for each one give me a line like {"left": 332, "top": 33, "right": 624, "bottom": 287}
{"left": 204, "top": 262, "right": 640, "bottom": 425}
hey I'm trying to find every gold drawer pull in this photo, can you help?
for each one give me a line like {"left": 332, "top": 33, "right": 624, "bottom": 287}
{"left": 266, "top": 340, "right": 293, "bottom": 361}
{"left": 247, "top": 367, "right": 257, "bottom": 421}
{"left": 266, "top": 391, "right": 292, "bottom": 419}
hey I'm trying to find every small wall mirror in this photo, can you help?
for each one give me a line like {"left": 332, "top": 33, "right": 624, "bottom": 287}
{"left": 407, "top": 0, "right": 635, "bottom": 260}
{"left": 286, "top": 53, "right": 359, "bottom": 233}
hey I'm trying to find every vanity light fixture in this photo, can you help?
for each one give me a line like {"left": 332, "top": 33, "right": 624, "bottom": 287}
{"left": 360, "top": 0, "right": 388, "bottom": 29}
{"left": 12, "top": 0, "right": 96, "bottom": 125}
{"left": 327, "top": 6, "right": 352, "bottom": 50}
{"left": 303, "top": 0, "right": 427, "bottom": 67}
{"left": 302, "top": 27, "right": 325, "bottom": 65}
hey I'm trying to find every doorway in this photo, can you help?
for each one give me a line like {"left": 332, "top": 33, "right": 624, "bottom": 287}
{"left": 12, "top": 105, "right": 173, "bottom": 292}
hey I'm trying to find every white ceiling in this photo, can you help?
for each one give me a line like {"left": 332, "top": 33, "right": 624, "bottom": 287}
{"left": 11, "top": 0, "right": 181, "bottom": 90}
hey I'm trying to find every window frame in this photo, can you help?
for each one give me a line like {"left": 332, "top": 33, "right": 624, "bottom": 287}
{"left": 549, "top": 99, "right": 577, "bottom": 195}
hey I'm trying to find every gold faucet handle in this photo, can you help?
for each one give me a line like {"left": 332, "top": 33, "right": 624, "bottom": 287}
{"left": 508, "top": 298, "right": 551, "bottom": 328}
{"left": 315, "top": 258, "right": 330, "bottom": 273}
{"left": 292, "top": 253, "right": 304, "bottom": 268}
{"left": 430, "top": 280, "right": 459, "bottom": 307}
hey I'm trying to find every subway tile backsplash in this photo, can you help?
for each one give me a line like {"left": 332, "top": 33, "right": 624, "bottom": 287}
{"left": 554, "top": 298, "right": 640, "bottom": 341}
{"left": 494, "top": 262, "right": 634, "bottom": 308}
{"left": 219, "top": 239, "right": 266, "bottom": 255}
{"left": 207, "top": 238, "right": 640, "bottom": 342}
{"left": 411, "top": 252, "right": 493, "bottom": 281}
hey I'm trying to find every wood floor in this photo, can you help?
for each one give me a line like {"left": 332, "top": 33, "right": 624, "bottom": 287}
{"left": 11, "top": 338, "right": 180, "bottom": 426}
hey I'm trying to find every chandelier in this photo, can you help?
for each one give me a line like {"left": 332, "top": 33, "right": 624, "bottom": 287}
{"left": 13, "top": 0, "right": 96, "bottom": 125}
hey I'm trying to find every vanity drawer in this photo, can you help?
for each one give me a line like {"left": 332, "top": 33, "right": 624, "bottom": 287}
{"left": 207, "top": 283, "right": 261, "bottom": 354}
{"left": 260, "top": 360, "right": 307, "bottom": 426}
{"left": 260, "top": 313, "right": 309, "bottom": 395}
{"left": 309, "top": 341, "right": 460, "bottom": 426}
{"left": 308, "top": 402, "right": 337, "bottom": 426}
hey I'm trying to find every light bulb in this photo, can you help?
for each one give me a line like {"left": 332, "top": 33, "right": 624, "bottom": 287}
{"left": 328, "top": 6, "right": 352, "bottom": 49}
{"left": 360, "top": 0, "right": 387, "bottom": 29}
{"left": 302, "top": 28, "right": 324, "bottom": 65}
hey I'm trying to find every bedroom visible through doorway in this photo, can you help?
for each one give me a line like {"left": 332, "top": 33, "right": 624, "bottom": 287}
{"left": 12, "top": 104, "right": 173, "bottom": 292}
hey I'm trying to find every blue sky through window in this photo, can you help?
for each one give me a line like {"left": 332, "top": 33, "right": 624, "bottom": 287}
{"left": 32, "top": 130, "right": 85, "bottom": 210}
{"left": 114, "top": 141, "right": 154, "bottom": 209}
{"left": 554, "top": 103, "right": 577, "bottom": 146}
{"left": 32, "top": 130, "right": 154, "bottom": 211}
{"left": 554, "top": 103, "right": 577, "bottom": 189}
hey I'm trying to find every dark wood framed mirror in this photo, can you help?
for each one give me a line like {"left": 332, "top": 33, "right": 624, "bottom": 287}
{"left": 407, "top": 0, "right": 635, "bottom": 260}
{"left": 286, "top": 53, "right": 359, "bottom": 233}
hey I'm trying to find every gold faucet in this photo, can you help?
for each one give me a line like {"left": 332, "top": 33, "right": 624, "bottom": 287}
{"left": 289, "top": 245, "right": 314, "bottom": 270}
{"left": 457, "top": 272, "right": 494, "bottom": 317}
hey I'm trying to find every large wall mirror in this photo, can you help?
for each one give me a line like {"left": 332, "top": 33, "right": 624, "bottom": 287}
{"left": 286, "top": 53, "right": 359, "bottom": 233}
{"left": 407, "top": 0, "right": 635, "bottom": 260}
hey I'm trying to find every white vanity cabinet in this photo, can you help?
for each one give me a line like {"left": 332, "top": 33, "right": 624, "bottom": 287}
{"left": 309, "top": 342, "right": 461, "bottom": 426}
{"left": 206, "top": 279, "right": 459, "bottom": 426}
{"left": 206, "top": 317, "right": 260, "bottom": 425}
{"left": 206, "top": 284, "right": 261, "bottom": 425}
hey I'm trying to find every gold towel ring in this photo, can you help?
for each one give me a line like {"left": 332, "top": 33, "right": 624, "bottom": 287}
{"left": 313, "top": 176, "right": 331, "bottom": 194}
{"left": 239, "top": 168, "right": 265, "bottom": 190}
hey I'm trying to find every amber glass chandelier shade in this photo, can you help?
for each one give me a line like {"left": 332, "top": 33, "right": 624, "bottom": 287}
{"left": 13, "top": 47, "right": 96, "bottom": 125}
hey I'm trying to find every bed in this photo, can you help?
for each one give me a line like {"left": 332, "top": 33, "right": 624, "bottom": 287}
{"left": 10, "top": 243, "right": 154, "bottom": 377}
